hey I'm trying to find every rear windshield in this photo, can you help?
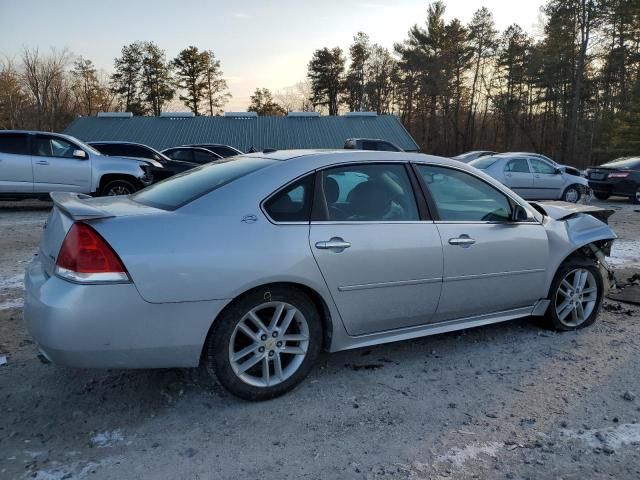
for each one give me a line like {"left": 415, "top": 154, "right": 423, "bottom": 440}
{"left": 469, "top": 156, "right": 498, "bottom": 169}
{"left": 601, "top": 158, "right": 640, "bottom": 170}
{"left": 133, "top": 156, "right": 275, "bottom": 210}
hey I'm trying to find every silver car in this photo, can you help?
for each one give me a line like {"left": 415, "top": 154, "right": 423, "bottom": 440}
{"left": 470, "top": 153, "right": 590, "bottom": 202}
{"left": 24, "top": 151, "right": 616, "bottom": 400}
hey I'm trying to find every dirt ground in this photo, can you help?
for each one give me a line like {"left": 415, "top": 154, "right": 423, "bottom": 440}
{"left": 1, "top": 198, "right": 639, "bottom": 480}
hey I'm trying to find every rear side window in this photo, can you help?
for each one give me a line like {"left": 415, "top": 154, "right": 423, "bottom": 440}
{"left": 469, "top": 156, "right": 497, "bottom": 169}
{"left": 167, "top": 149, "right": 194, "bottom": 162}
{"left": 0, "top": 134, "right": 28, "bottom": 155}
{"left": 193, "top": 150, "right": 217, "bottom": 164}
{"left": 505, "top": 159, "right": 530, "bottom": 173}
{"left": 133, "top": 157, "right": 274, "bottom": 210}
{"left": 263, "top": 174, "right": 314, "bottom": 222}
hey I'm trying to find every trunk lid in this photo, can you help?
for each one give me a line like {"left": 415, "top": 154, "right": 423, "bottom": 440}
{"left": 40, "top": 193, "right": 162, "bottom": 276}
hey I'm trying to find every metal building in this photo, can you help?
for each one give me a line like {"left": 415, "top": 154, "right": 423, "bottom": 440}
{"left": 64, "top": 111, "right": 420, "bottom": 152}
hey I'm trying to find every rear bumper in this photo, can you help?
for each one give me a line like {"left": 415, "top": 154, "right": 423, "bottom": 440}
{"left": 23, "top": 255, "right": 228, "bottom": 369}
{"left": 588, "top": 179, "right": 636, "bottom": 197}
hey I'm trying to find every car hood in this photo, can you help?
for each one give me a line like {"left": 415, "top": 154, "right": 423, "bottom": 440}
{"left": 108, "top": 156, "right": 164, "bottom": 168}
{"left": 530, "top": 201, "right": 615, "bottom": 223}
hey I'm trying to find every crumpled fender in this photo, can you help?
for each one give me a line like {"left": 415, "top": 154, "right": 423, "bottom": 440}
{"left": 530, "top": 201, "right": 615, "bottom": 223}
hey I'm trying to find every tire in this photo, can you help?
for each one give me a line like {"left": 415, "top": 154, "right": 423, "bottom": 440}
{"left": 204, "top": 285, "right": 322, "bottom": 401}
{"left": 562, "top": 185, "right": 581, "bottom": 203}
{"left": 594, "top": 191, "right": 610, "bottom": 201}
{"left": 632, "top": 187, "right": 640, "bottom": 205}
{"left": 100, "top": 179, "right": 137, "bottom": 196}
{"left": 544, "top": 258, "right": 604, "bottom": 331}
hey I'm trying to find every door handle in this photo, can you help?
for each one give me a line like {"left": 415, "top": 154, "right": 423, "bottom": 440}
{"left": 315, "top": 237, "right": 351, "bottom": 251}
{"left": 36, "top": 160, "right": 50, "bottom": 166}
{"left": 448, "top": 235, "right": 476, "bottom": 247}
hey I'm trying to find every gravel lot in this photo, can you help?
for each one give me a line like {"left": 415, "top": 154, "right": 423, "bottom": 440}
{"left": 1, "top": 198, "right": 639, "bottom": 480}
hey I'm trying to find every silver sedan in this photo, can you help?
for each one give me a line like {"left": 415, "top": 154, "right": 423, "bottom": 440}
{"left": 470, "top": 153, "right": 590, "bottom": 202}
{"left": 24, "top": 151, "right": 616, "bottom": 400}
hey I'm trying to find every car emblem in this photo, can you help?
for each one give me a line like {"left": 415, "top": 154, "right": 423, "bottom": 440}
{"left": 241, "top": 214, "right": 258, "bottom": 224}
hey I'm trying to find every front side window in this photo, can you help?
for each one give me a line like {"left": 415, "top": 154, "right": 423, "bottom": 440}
{"left": 417, "top": 165, "right": 512, "bottom": 222}
{"left": 0, "top": 134, "right": 28, "bottom": 155}
{"left": 263, "top": 174, "right": 314, "bottom": 222}
{"left": 505, "top": 158, "right": 530, "bottom": 173}
{"left": 167, "top": 149, "right": 193, "bottom": 162}
{"left": 193, "top": 150, "right": 217, "bottom": 164}
{"left": 320, "top": 164, "right": 419, "bottom": 221}
{"left": 529, "top": 158, "right": 556, "bottom": 174}
{"left": 33, "top": 136, "right": 77, "bottom": 158}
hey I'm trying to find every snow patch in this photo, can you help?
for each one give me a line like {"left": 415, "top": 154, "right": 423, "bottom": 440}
{"left": 0, "top": 274, "right": 24, "bottom": 291}
{"left": 563, "top": 423, "right": 640, "bottom": 449}
{"left": 26, "top": 460, "right": 105, "bottom": 480}
{"left": 437, "top": 441, "right": 502, "bottom": 468}
{"left": 0, "top": 298, "right": 23, "bottom": 311}
{"left": 91, "top": 429, "right": 126, "bottom": 448}
{"left": 608, "top": 239, "right": 640, "bottom": 267}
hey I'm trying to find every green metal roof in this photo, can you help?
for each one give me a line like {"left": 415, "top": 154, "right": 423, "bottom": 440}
{"left": 64, "top": 114, "right": 420, "bottom": 152}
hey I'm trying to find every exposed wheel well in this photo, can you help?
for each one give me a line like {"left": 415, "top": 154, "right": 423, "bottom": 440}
{"left": 98, "top": 174, "right": 141, "bottom": 194}
{"left": 199, "top": 282, "right": 334, "bottom": 366}
{"left": 549, "top": 240, "right": 614, "bottom": 296}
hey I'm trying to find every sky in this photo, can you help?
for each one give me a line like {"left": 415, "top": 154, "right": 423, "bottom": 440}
{"left": 0, "top": 0, "right": 545, "bottom": 111}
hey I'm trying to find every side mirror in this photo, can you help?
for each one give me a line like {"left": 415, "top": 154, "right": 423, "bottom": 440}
{"left": 512, "top": 204, "right": 529, "bottom": 222}
{"left": 73, "top": 149, "right": 87, "bottom": 159}
{"left": 554, "top": 168, "right": 562, "bottom": 175}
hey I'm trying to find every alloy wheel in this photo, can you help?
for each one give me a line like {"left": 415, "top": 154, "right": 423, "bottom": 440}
{"left": 107, "top": 186, "right": 132, "bottom": 196}
{"left": 229, "top": 301, "right": 309, "bottom": 387}
{"left": 554, "top": 268, "right": 598, "bottom": 327}
{"left": 564, "top": 188, "right": 579, "bottom": 203}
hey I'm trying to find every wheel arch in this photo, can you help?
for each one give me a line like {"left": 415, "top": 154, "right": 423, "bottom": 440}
{"left": 98, "top": 174, "right": 142, "bottom": 194}
{"left": 199, "top": 281, "right": 334, "bottom": 366}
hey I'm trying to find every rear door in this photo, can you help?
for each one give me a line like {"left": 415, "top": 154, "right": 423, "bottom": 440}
{"left": 502, "top": 157, "right": 534, "bottom": 198}
{"left": 309, "top": 162, "right": 443, "bottom": 336}
{"left": 415, "top": 164, "right": 548, "bottom": 321}
{"left": 0, "top": 132, "right": 32, "bottom": 193}
{"left": 529, "top": 158, "right": 564, "bottom": 199}
{"left": 32, "top": 135, "right": 91, "bottom": 193}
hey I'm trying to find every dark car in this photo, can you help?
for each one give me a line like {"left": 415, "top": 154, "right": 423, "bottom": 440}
{"left": 587, "top": 157, "right": 640, "bottom": 203}
{"left": 344, "top": 138, "right": 403, "bottom": 152}
{"left": 162, "top": 146, "right": 223, "bottom": 165}
{"left": 88, "top": 141, "right": 198, "bottom": 181}
{"left": 183, "top": 144, "right": 243, "bottom": 158}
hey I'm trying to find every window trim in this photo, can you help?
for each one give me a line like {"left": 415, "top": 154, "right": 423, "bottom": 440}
{"left": 260, "top": 172, "right": 316, "bottom": 225}
{"left": 411, "top": 162, "right": 541, "bottom": 225}
{"left": 311, "top": 161, "right": 425, "bottom": 224}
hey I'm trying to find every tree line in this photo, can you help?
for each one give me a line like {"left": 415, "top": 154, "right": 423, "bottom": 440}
{"left": 303, "top": 0, "right": 640, "bottom": 166}
{"left": 0, "top": 42, "right": 231, "bottom": 131}
{"left": 1, "top": 0, "right": 638, "bottom": 166}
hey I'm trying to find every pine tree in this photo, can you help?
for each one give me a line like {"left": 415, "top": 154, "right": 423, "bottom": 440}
{"left": 307, "top": 47, "right": 346, "bottom": 115}
{"left": 173, "top": 46, "right": 209, "bottom": 115}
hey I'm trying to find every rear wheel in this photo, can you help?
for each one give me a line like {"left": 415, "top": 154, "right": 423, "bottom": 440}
{"left": 101, "top": 179, "right": 137, "bottom": 196}
{"left": 593, "top": 191, "right": 610, "bottom": 201}
{"left": 205, "top": 286, "right": 322, "bottom": 400}
{"left": 632, "top": 187, "right": 640, "bottom": 204}
{"left": 562, "top": 185, "right": 581, "bottom": 203}
{"left": 544, "top": 259, "right": 603, "bottom": 331}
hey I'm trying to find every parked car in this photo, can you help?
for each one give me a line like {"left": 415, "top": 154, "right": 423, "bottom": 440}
{"left": 507, "top": 152, "right": 585, "bottom": 178}
{"left": 344, "top": 138, "right": 403, "bottom": 151}
{"left": 88, "top": 141, "right": 198, "bottom": 181}
{"left": 452, "top": 150, "right": 496, "bottom": 163}
{"left": 183, "top": 143, "right": 243, "bottom": 158}
{"left": 586, "top": 157, "right": 640, "bottom": 204}
{"left": 162, "top": 146, "right": 223, "bottom": 165}
{"left": 470, "top": 153, "right": 591, "bottom": 202}
{"left": 24, "top": 150, "right": 616, "bottom": 400}
{"left": 0, "top": 130, "right": 153, "bottom": 198}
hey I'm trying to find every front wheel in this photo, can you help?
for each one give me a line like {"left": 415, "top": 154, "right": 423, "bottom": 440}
{"left": 544, "top": 259, "right": 604, "bottom": 331}
{"left": 205, "top": 286, "right": 322, "bottom": 400}
{"left": 101, "top": 179, "right": 137, "bottom": 196}
{"left": 562, "top": 185, "right": 581, "bottom": 203}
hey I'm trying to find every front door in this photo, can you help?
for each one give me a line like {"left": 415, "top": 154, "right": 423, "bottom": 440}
{"left": 31, "top": 135, "right": 91, "bottom": 193}
{"left": 0, "top": 133, "right": 32, "bottom": 193}
{"left": 309, "top": 163, "right": 443, "bottom": 336}
{"left": 529, "top": 158, "right": 564, "bottom": 199}
{"left": 415, "top": 164, "right": 548, "bottom": 321}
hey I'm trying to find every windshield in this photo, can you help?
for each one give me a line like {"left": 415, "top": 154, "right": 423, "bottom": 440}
{"left": 602, "top": 157, "right": 640, "bottom": 170}
{"left": 133, "top": 156, "right": 275, "bottom": 210}
{"left": 469, "top": 156, "right": 498, "bottom": 169}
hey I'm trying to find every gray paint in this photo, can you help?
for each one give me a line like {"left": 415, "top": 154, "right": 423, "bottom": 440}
{"left": 63, "top": 115, "right": 420, "bottom": 152}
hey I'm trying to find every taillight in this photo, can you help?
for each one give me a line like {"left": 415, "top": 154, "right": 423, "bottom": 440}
{"left": 55, "top": 223, "right": 129, "bottom": 283}
{"left": 608, "top": 171, "right": 630, "bottom": 178}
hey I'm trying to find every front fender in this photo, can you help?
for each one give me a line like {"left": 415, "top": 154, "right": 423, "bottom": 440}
{"left": 90, "top": 155, "right": 148, "bottom": 191}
